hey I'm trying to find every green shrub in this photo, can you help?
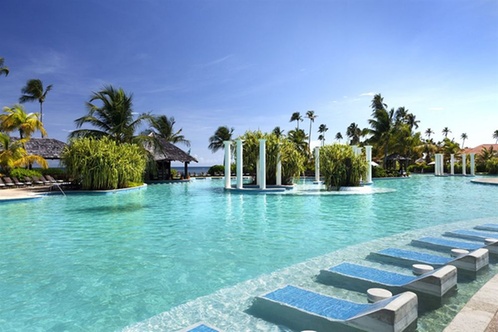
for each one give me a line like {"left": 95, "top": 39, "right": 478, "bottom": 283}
{"left": 319, "top": 144, "right": 367, "bottom": 190}
{"left": 9, "top": 168, "right": 42, "bottom": 178}
{"left": 372, "top": 166, "right": 387, "bottom": 178}
{"left": 486, "top": 158, "right": 498, "bottom": 174}
{"left": 208, "top": 165, "right": 224, "bottom": 175}
{"left": 62, "top": 137, "right": 146, "bottom": 190}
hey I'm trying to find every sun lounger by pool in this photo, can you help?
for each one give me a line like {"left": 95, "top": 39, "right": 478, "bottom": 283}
{"left": 412, "top": 236, "right": 498, "bottom": 255}
{"left": 0, "top": 178, "right": 5, "bottom": 189}
{"left": 475, "top": 224, "right": 498, "bottom": 232}
{"left": 251, "top": 285, "right": 418, "bottom": 332}
{"left": 370, "top": 248, "right": 488, "bottom": 273}
{"left": 318, "top": 262, "right": 457, "bottom": 298}
{"left": 179, "top": 322, "right": 222, "bottom": 332}
{"left": 445, "top": 229, "right": 498, "bottom": 242}
{"left": 2, "top": 177, "right": 17, "bottom": 188}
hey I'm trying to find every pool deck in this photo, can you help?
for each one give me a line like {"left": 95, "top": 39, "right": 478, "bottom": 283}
{"left": 1, "top": 186, "right": 498, "bottom": 330}
{"left": 471, "top": 177, "right": 498, "bottom": 186}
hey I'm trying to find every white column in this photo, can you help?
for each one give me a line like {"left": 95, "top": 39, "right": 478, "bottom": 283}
{"left": 470, "top": 153, "right": 475, "bottom": 176}
{"left": 450, "top": 154, "right": 455, "bottom": 175}
{"left": 236, "top": 139, "right": 243, "bottom": 189}
{"left": 259, "top": 139, "right": 266, "bottom": 189}
{"left": 365, "top": 145, "right": 373, "bottom": 184}
{"left": 256, "top": 159, "right": 260, "bottom": 186}
{"left": 224, "top": 141, "right": 231, "bottom": 189}
{"left": 314, "top": 147, "right": 320, "bottom": 182}
{"left": 434, "top": 154, "right": 439, "bottom": 176}
{"left": 356, "top": 147, "right": 362, "bottom": 156}
{"left": 352, "top": 145, "right": 358, "bottom": 155}
{"left": 462, "top": 153, "right": 467, "bottom": 176}
{"left": 276, "top": 150, "right": 282, "bottom": 186}
{"left": 439, "top": 153, "right": 444, "bottom": 175}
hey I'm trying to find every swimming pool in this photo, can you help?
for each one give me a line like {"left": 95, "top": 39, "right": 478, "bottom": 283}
{"left": 0, "top": 175, "right": 497, "bottom": 331}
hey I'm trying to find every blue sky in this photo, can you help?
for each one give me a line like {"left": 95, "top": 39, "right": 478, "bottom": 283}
{"left": 1, "top": 0, "right": 497, "bottom": 166}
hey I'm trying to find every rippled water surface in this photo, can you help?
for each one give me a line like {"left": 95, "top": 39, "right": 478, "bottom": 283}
{"left": 0, "top": 175, "right": 497, "bottom": 331}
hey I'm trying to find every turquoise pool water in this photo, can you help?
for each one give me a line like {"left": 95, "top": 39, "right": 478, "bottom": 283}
{"left": 0, "top": 175, "right": 497, "bottom": 331}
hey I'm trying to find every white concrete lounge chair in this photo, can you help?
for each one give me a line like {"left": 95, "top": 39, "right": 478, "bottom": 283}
{"left": 370, "top": 248, "right": 489, "bottom": 273}
{"left": 475, "top": 224, "right": 498, "bottom": 232}
{"left": 318, "top": 263, "right": 457, "bottom": 298}
{"left": 179, "top": 322, "right": 222, "bottom": 332}
{"left": 251, "top": 285, "right": 418, "bottom": 332}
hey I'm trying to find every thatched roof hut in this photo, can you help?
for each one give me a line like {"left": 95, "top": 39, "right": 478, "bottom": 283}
{"left": 11, "top": 137, "right": 67, "bottom": 159}
{"left": 144, "top": 138, "right": 197, "bottom": 180}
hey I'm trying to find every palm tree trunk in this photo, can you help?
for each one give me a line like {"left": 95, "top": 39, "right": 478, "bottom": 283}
{"left": 39, "top": 101, "right": 44, "bottom": 137}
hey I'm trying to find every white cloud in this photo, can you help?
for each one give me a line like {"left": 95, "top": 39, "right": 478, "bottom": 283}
{"left": 429, "top": 107, "right": 444, "bottom": 111}
{"left": 360, "top": 92, "right": 376, "bottom": 97}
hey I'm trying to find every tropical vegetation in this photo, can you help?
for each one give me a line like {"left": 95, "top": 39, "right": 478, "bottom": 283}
{"left": 19, "top": 79, "right": 53, "bottom": 130}
{"left": 62, "top": 136, "right": 146, "bottom": 190}
{"left": 320, "top": 144, "right": 367, "bottom": 190}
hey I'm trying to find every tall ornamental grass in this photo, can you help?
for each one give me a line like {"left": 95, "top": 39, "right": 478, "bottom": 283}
{"left": 62, "top": 137, "right": 146, "bottom": 190}
{"left": 320, "top": 144, "right": 367, "bottom": 190}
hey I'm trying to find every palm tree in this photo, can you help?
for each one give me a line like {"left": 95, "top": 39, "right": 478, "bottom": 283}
{"left": 272, "top": 126, "right": 284, "bottom": 139}
{"left": 493, "top": 130, "right": 498, "bottom": 144}
{"left": 289, "top": 111, "right": 303, "bottom": 129}
{"left": 405, "top": 113, "right": 420, "bottom": 131}
{"left": 0, "top": 133, "right": 48, "bottom": 173}
{"left": 461, "top": 133, "right": 468, "bottom": 148}
{"left": 425, "top": 128, "right": 434, "bottom": 139}
{"left": 442, "top": 127, "right": 451, "bottom": 138}
{"left": 305, "top": 110, "right": 317, "bottom": 149}
{"left": 146, "top": 115, "right": 190, "bottom": 146}
{"left": 19, "top": 79, "right": 53, "bottom": 129}
{"left": 69, "top": 85, "right": 151, "bottom": 144}
{"left": 0, "top": 57, "right": 9, "bottom": 77}
{"left": 335, "top": 132, "right": 343, "bottom": 142}
{"left": 0, "top": 104, "right": 47, "bottom": 139}
{"left": 346, "top": 122, "right": 362, "bottom": 145}
{"left": 287, "top": 128, "right": 308, "bottom": 155}
{"left": 317, "top": 123, "right": 328, "bottom": 146}
{"left": 208, "top": 125, "right": 234, "bottom": 153}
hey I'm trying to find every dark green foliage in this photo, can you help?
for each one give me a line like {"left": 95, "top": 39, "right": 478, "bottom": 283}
{"left": 208, "top": 165, "right": 224, "bottom": 175}
{"left": 62, "top": 137, "right": 146, "bottom": 190}
{"left": 9, "top": 168, "right": 42, "bottom": 178}
{"left": 319, "top": 144, "right": 367, "bottom": 190}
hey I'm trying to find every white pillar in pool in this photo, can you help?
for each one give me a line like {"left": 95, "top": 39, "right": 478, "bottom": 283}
{"left": 352, "top": 145, "right": 358, "bottom": 155}
{"left": 434, "top": 154, "right": 439, "bottom": 176}
{"left": 259, "top": 139, "right": 266, "bottom": 189}
{"left": 224, "top": 140, "right": 232, "bottom": 189}
{"left": 439, "top": 153, "right": 444, "bottom": 175}
{"left": 256, "top": 159, "right": 260, "bottom": 186}
{"left": 365, "top": 145, "right": 373, "bottom": 184}
{"left": 450, "top": 154, "right": 455, "bottom": 175}
{"left": 470, "top": 153, "right": 476, "bottom": 176}
{"left": 314, "top": 147, "right": 320, "bottom": 182}
{"left": 462, "top": 153, "right": 467, "bottom": 175}
{"left": 276, "top": 150, "right": 282, "bottom": 186}
{"left": 236, "top": 139, "right": 243, "bottom": 189}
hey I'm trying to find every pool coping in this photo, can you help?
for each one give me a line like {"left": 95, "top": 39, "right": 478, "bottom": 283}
{"left": 471, "top": 178, "right": 498, "bottom": 186}
{"left": 444, "top": 273, "right": 498, "bottom": 331}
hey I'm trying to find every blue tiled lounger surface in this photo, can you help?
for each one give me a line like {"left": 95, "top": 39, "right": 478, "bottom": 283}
{"left": 445, "top": 229, "right": 498, "bottom": 242}
{"left": 252, "top": 285, "right": 418, "bottom": 332}
{"left": 475, "top": 224, "right": 498, "bottom": 232}
{"left": 179, "top": 322, "right": 221, "bottom": 332}
{"left": 371, "top": 248, "right": 489, "bottom": 272}
{"left": 412, "top": 236, "right": 498, "bottom": 255}
{"left": 318, "top": 262, "right": 457, "bottom": 298}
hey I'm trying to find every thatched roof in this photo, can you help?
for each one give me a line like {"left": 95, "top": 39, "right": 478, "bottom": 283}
{"left": 386, "top": 153, "right": 411, "bottom": 161}
{"left": 11, "top": 137, "right": 67, "bottom": 159}
{"left": 145, "top": 138, "right": 197, "bottom": 163}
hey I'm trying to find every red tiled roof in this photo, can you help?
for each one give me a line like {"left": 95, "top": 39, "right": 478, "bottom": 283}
{"left": 462, "top": 144, "right": 498, "bottom": 154}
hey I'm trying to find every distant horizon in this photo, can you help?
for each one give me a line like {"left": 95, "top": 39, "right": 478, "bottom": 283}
{"left": 2, "top": 0, "right": 497, "bottom": 165}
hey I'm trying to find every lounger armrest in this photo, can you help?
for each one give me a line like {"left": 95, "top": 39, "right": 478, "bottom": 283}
{"left": 348, "top": 291, "right": 418, "bottom": 332}
{"left": 406, "top": 265, "right": 457, "bottom": 297}
{"left": 451, "top": 248, "right": 488, "bottom": 272}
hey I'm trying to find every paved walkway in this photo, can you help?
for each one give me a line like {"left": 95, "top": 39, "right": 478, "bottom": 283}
{"left": 444, "top": 273, "right": 498, "bottom": 331}
{"left": 0, "top": 187, "right": 44, "bottom": 200}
